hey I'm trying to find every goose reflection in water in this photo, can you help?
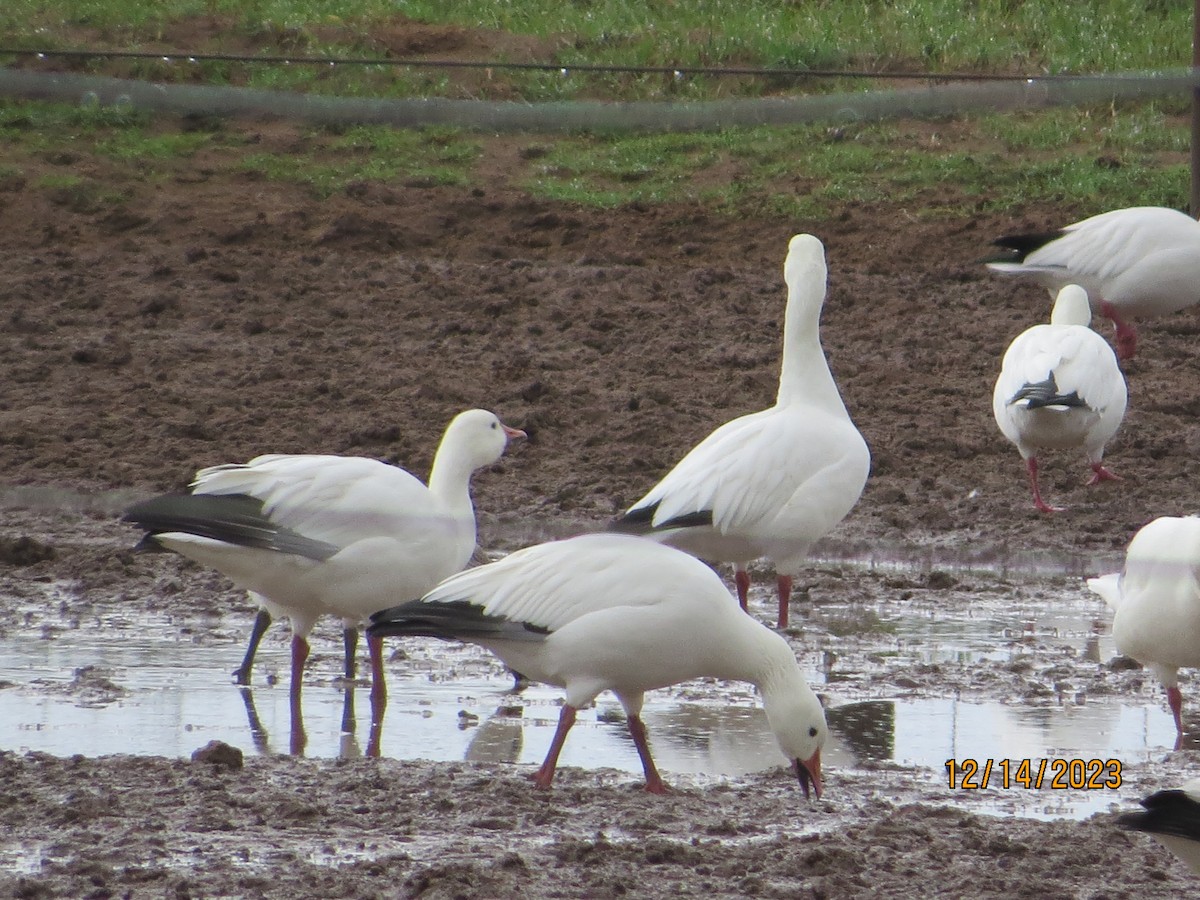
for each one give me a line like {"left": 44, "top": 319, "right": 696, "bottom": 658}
{"left": 237, "top": 682, "right": 382, "bottom": 759}
{"left": 584, "top": 699, "right": 896, "bottom": 775}
{"left": 463, "top": 705, "right": 525, "bottom": 765}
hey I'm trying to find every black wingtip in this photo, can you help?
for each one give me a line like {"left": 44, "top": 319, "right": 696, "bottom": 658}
{"left": 1117, "top": 789, "right": 1200, "bottom": 842}
{"left": 608, "top": 502, "right": 714, "bottom": 535}
{"left": 121, "top": 492, "right": 340, "bottom": 561}
{"left": 130, "top": 534, "right": 170, "bottom": 554}
{"left": 1010, "top": 375, "right": 1087, "bottom": 410}
{"left": 1117, "top": 809, "right": 1153, "bottom": 832}
{"left": 122, "top": 493, "right": 188, "bottom": 524}
{"left": 991, "top": 229, "right": 1067, "bottom": 261}
{"left": 607, "top": 503, "right": 657, "bottom": 535}
{"left": 368, "top": 599, "right": 549, "bottom": 644}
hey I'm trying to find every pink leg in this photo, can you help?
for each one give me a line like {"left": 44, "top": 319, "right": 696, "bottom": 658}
{"left": 289, "top": 635, "right": 310, "bottom": 756}
{"left": 626, "top": 713, "right": 667, "bottom": 794}
{"left": 1086, "top": 462, "right": 1120, "bottom": 486}
{"left": 1169, "top": 685, "right": 1184, "bottom": 734}
{"left": 776, "top": 575, "right": 793, "bottom": 629}
{"left": 366, "top": 634, "right": 387, "bottom": 759}
{"left": 366, "top": 716, "right": 384, "bottom": 760}
{"left": 289, "top": 634, "right": 310, "bottom": 697}
{"left": 1025, "top": 457, "right": 1062, "bottom": 513}
{"left": 532, "top": 705, "right": 577, "bottom": 790}
{"left": 734, "top": 568, "right": 750, "bottom": 611}
{"left": 367, "top": 634, "right": 387, "bottom": 708}
{"left": 1099, "top": 300, "right": 1137, "bottom": 361}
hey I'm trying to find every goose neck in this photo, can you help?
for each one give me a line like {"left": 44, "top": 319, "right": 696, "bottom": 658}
{"left": 428, "top": 449, "right": 477, "bottom": 522}
{"left": 777, "top": 323, "right": 846, "bottom": 412}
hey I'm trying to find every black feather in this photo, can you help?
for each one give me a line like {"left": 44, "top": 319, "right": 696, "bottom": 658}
{"left": 122, "top": 493, "right": 340, "bottom": 561}
{"left": 130, "top": 534, "right": 172, "bottom": 554}
{"left": 988, "top": 229, "right": 1067, "bottom": 262}
{"left": 368, "top": 598, "right": 548, "bottom": 643}
{"left": 1118, "top": 789, "right": 1200, "bottom": 842}
{"left": 608, "top": 501, "right": 714, "bottom": 535}
{"left": 1010, "top": 376, "right": 1087, "bottom": 410}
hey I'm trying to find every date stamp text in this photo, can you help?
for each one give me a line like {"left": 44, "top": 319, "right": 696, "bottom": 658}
{"left": 945, "top": 758, "right": 1122, "bottom": 790}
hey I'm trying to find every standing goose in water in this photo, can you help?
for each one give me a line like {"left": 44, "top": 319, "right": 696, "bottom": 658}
{"left": 1088, "top": 515, "right": 1200, "bottom": 746}
{"left": 123, "top": 408, "right": 524, "bottom": 752}
{"left": 369, "top": 533, "right": 828, "bottom": 797}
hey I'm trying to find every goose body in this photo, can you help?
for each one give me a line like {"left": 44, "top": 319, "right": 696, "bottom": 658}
{"left": 1087, "top": 516, "right": 1200, "bottom": 740}
{"left": 986, "top": 205, "right": 1200, "bottom": 359}
{"left": 1119, "top": 777, "right": 1200, "bottom": 876}
{"left": 611, "top": 234, "right": 869, "bottom": 628}
{"left": 368, "top": 533, "right": 827, "bottom": 796}
{"left": 992, "top": 284, "right": 1127, "bottom": 512}
{"left": 123, "top": 409, "right": 524, "bottom": 710}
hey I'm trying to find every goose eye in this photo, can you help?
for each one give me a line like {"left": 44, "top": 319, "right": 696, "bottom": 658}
{"left": 808, "top": 727, "right": 818, "bottom": 737}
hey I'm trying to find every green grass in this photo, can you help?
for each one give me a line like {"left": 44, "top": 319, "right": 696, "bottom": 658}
{"left": 1, "top": 0, "right": 1191, "bottom": 100}
{"left": 35, "top": 172, "right": 85, "bottom": 190}
{"left": 980, "top": 103, "right": 1192, "bottom": 154}
{"left": 520, "top": 112, "right": 1191, "bottom": 216}
{"left": 0, "top": 2, "right": 1194, "bottom": 215}
{"left": 239, "top": 125, "right": 480, "bottom": 196}
{"left": 94, "top": 129, "right": 213, "bottom": 161}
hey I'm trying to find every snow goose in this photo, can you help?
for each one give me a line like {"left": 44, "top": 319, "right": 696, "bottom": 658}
{"left": 123, "top": 408, "right": 525, "bottom": 720}
{"left": 610, "top": 234, "right": 870, "bottom": 629}
{"left": 992, "top": 284, "right": 1127, "bottom": 513}
{"left": 1118, "top": 777, "right": 1200, "bottom": 876}
{"left": 367, "top": 533, "right": 827, "bottom": 796}
{"left": 1087, "top": 516, "right": 1200, "bottom": 743}
{"left": 985, "top": 205, "right": 1200, "bottom": 359}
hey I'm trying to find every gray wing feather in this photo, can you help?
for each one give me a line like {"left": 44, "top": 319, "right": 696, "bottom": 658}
{"left": 122, "top": 493, "right": 341, "bottom": 562}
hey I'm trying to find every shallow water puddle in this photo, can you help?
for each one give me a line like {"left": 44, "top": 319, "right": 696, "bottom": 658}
{"left": 0, "top": 586, "right": 1178, "bottom": 823}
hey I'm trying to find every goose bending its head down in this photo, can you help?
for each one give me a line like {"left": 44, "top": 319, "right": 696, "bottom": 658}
{"left": 985, "top": 205, "right": 1200, "bottom": 360}
{"left": 368, "top": 533, "right": 828, "bottom": 797}
{"left": 610, "top": 234, "right": 870, "bottom": 629}
{"left": 1087, "top": 515, "right": 1200, "bottom": 745}
{"left": 992, "top": 284, "right": 1127, "bottom": 513}
{"left": 123, "top": 408, "right": 525, "bottom": 711}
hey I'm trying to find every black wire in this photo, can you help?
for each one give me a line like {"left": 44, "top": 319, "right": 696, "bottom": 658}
{"left": 0, "top": 46, "right": 1081, "bottom": 82}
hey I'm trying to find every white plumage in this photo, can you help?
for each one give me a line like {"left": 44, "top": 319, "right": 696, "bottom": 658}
{"left": 368, "top": 533, "right": 828, "bottom": 797}
{"left": 992, "top": 284, "right": 1127, "bottom": 513}
{"left": 124, "top": 408, "right": 524, "bottom": 714}
{"left": 1087, "top": 516, "right": 1200, "bottom": 743}
{"left": 612, "top": 234, "right": 870, "bottom": 628}
{"left": 986, "top": 205, "right": 1200, "bottom": 359}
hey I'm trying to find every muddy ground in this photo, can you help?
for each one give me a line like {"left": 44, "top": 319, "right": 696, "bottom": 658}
{"left": 4, "top": 73, "right": 1200, "bottom": 898}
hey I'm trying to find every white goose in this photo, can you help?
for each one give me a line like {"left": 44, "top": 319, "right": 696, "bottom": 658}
{"left": 992, "top": 284, "right": 1127, "bottom": 513}
{"left": 610, "top": 234, "right": 870, "bottom": 629}
{"left": 1119, "top": 777, "right": 1200, "bottom": 876}
{"left": 123, "top": 409, "right": 525, "bottom": 713}
{"left": 1087, "top": 516, "right": 1200, "bottom": 743}
{"left": 985, "top": 205, "right": 1200, "bottom": 360}
{"left": 368, "top": 533, "right": 827, "bottom": 797}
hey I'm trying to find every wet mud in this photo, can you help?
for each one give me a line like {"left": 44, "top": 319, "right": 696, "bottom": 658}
{"left": 3, "top": 82, "right": 1200, "bottom": 896}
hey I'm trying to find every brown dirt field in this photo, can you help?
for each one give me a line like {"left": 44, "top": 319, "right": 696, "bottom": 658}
{"left": 3, "top": 57, "right": 1200, "bottom": 898}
